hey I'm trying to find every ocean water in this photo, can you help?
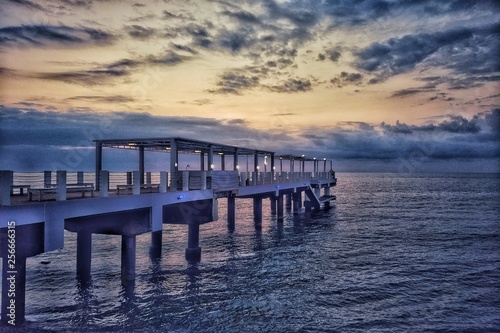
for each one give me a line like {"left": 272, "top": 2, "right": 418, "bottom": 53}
{"left": 2, "top": 173, "right": 500, "bottom": 332}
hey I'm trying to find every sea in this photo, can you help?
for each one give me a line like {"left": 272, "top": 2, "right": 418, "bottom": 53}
{"left": 2, "top": 173, "right": 500, "bottom": 332}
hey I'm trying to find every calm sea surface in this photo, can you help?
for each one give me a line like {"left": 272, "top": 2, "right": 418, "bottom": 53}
{"left": 2, "top": 173, "right": 500, "bottom": 332}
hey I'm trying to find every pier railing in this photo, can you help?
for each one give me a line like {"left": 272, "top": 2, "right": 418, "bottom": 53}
{"left": 1, "top": 170, "right": 336, "bottom": 205}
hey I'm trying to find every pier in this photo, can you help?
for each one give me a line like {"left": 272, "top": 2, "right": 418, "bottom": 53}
{"left": 0, "top": 137, "right": 336, "bottom": 326}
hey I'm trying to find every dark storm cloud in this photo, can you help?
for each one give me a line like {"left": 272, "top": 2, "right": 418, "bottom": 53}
{"left": 0, "top": 25, "right": 115, "bottom": 48}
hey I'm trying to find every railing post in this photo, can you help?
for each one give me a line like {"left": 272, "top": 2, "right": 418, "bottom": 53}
{"left": 182, "top": 171, "right": 189, "bottom": 191}
{"left": 56, "top": 170, "right": 67, "bottom": 201}
{"left": 0, "top": 170, "right": 12, "bottom": 206}
{"left": 201, "top": 171, "right": 207, "bottom": 190}
{"left": 44, "top": 171, "right": 52, "bottom": 187}
{"left": 160, "top": 171, "right": 168, "bottom": 193}
{"left": 77, "top": 171, "right": 84, "bottom": 184}
{"left": 133, "top": 171, "right": 140, "bottom": 195}
{"left": 100, "top": 170, "right": 109, "bottom": 197}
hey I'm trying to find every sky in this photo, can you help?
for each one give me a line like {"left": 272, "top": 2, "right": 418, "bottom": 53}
{"left": 0, "top": 0, "right": 499, "bottom": 172}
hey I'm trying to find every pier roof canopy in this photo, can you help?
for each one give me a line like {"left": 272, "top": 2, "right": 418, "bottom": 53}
{"left": 94, "top": 137, "right": 275, "bottom": 156}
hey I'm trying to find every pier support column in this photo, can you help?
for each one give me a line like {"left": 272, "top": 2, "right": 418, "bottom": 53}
{"left": 304, "top": 194, "right": 312, "bottom": 212}
{"left": 298, "top": 191, "right": 303, "bottom": 208}
{"left": 253, "top": 197, "right": 262, "bottom": 230}
{"left": 285, "top": 194, "right": 292, "bottom": 211}
{"left": 1, "top": 256, "right": 26, "bottom": 326}
{"left": 227, "top": 194, "right": 236, "bottom": 232}
{"left": 324, "top": 187, "right": 331, "bottom": 208}
{"left": 293, "top": 192, "right": 301, "bottom": 214}
{"left": 277, "top": 193, "right": 284, "bottom": 222}
{"left": 76, "top": 231, "right": 92, "bottom": 285}
{"left": 185, "top": 223, "right": 201, "bottom": 261}
{"left": 121, "top": 235, "right": 136, "bottom": 285}
{"left": 150, "top": 230, "right": 162, "bottom": 259}
{"left": 270, "top": 196, "right": 277, "bottom": 215}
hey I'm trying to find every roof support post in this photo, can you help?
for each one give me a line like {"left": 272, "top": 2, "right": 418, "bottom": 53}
{"left": 139, "top": 145, "right": 145, "bottom": 185}
{"left": 208, "top": 145, "right": 214, "bottom": 170}
{"left": 170, "top": 139, "right": 178, "bottom": 174}
{"left": 270, "top": 153, "right": 275, "bottom": 183}
{"left": 234, "top": 149, "right": 239, "bottom": 171}
{"left": 95, "top": 141, "right": 102, "bottom": 191}
{"left": 200, "top": 152, "right": 205, "bottom": 171}
{"left": 253, "top": 152, "right": 259, "bottom": 186}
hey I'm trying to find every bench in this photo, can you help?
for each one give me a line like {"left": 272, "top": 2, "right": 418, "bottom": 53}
{"left": 11, "top": 185, "right": 31, "bottom": 195}
{"left": 28, "top": 184, "right": 95, "bottom": 201}
{"left": 116, "top": 184, "right": 160, "bottom": 195}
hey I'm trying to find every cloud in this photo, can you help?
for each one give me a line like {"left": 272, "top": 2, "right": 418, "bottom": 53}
{"left": 265, "top": 78, "right": 316, "bottom": 93}
{"left": 0, "top": 25, "right": 115, "bottom": 48}
{"left": 221, "top": 9, "right": 261, "bottom": 24}
{"left": 0, "top": 106, "right": 295, "bottom": 170}
{"left": 64, "top": 95, "right": 135, "bottom": 103}
{"left": 303, "top": 110, "right": 500, "bottom": 170}
{"left": 319, "top": 48, "right": 341, "bottom": 62}
{"left": 34, "top": 49, "right": 192, "bottom": 86}
{"left": 0, "top": 107, "right": 498, "bottom": 172}
{"left": 36, "top": 58, "right": 139, "bottom": 86}
{"left": 177, "top": 99, "right": 212, "bottom": 106}
{"left": 6, "top": 0, "right": 43, "bottom": 10}
{"left": 330, "top": 71, "right": 363, "bottom": 87}
{"left": 207, "top": 72, "right": 260, "bottom": 95}
{"left": 125, "top": 25, "right": 157, "bottom": 40}
{"left": 355, "top": 23, "right": 500, "bottom": 89}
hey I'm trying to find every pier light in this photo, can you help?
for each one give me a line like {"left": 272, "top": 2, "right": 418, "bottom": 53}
{"left": 218, "top": 152, "right": 224, "bottom": 155}
{"left": 236, "top": 165, "right": 239, "bottom": 170}
{"left": 272, "top": 166, "right": 275, "bottom": 170}
{"left": 128, "top": 142, "right": 137, "bottom": 146}
{"left": 165, "top": 147, "right": 171, "bottom": 150}
{"left": 194, "top": 150, "right": 202, "bottom": 153}
{"left": 313, "top": 157, "right": 316, "bottom": 160}
{"left": 323, "top": 158, "right": 327, "bottom": 160}
{"left": 301, "top": 154, "right": 305, "bottom": 158}
{"left": 256, "top": 166, "right": 260, "bottom": 170}
{"left": 210, "top": 163, "right": 215, "bottom": 170}
{"left": 175, "top": 162, "right": 178, "bottom": 168}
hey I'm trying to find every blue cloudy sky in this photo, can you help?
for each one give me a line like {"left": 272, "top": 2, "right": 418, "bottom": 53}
{"left": 0, "top": 0, "right": 499, "bottom": 172}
